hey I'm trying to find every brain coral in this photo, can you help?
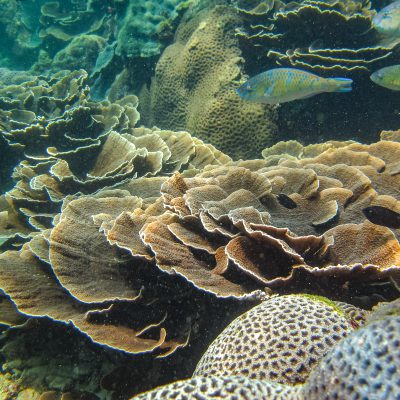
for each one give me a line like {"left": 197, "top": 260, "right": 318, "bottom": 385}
{"left": 303, "top": 314, "right": 400, "bottom": 399}
{"left": 194, "top": 295, "right": 357, "bottom": 384}
{"left": 139, "top": 5, "right": 278, "bottom": 159}
{"left": 1, "top": 128, "right": 400, "bottom": 396}
{"left": 131, "top": 375, "right": 301, "bottom": 400}
{"left": 131, "top": 296, "right": 399, "bottom": 400}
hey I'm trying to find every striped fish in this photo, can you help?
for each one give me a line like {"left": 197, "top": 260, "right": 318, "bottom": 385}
{"left": 236, "top": 68, "right": 353, "bottom": 104}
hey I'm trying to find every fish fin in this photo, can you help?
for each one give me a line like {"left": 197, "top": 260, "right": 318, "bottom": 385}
{"left": 328, "top": 77, "right": 353, "bottom": 93}
{"left": 358, "top": 25, "right": 374, "bottom": 36}
{"left": 309, "top": 39, "right": 324, "bottom": 51}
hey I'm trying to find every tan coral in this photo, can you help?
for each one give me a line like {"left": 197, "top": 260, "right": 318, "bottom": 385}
{"left": 139, "top": 6, "right": 277, "bottom": 159}
{"left": 0, "top": 247, "right": 170, "bottom": 354}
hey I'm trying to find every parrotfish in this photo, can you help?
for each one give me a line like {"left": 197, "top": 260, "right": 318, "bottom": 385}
{"left": 236, "top": 68, "right": 353, "bottom": 104}
{"left": 372, "top": 1, "right": 400, "bottom": 37}
{"left": 370, "top": 64, "right": 400, "bottom": 90}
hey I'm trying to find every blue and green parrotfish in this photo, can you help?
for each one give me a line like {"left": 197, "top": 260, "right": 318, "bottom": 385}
{"left": 236, "top": 68, "right": 353, "bottom": 104}
{"left": 372, "top": 1, "right": 400, "bottom": 38}
{"left": 370, "top": 64, "right": 400, "bottom": 90}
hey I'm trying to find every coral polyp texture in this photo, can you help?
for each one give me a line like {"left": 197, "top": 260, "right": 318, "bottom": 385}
{"left": 193, "top": 295, "right": 358, "bottom": 384}
{"left": 131, "top": 376, "right": 301, "bottom": 400}
{"left": 302, "top": 312, "right": 400, "bottom": 399}
{"left": 139, "top": 5, "right": 278, "bottom": 159}
{"left": 131, "top": 296, "right": 399, "bottom": 400}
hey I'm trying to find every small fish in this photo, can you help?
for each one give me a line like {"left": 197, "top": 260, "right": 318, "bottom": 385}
{"left": 362, "top": 205, "right": 400, "bottom": 229}
{"left": 370, "top": 65, "right": 400, "bottom": 90}
{"left": 277, "top": 193, "right": 297, "bottom": 209}
{"left": 372, "top": 1, "right": 400, "bottom": 37}
{"left": 236, "top": 68, "right": 353, "bottom": 104}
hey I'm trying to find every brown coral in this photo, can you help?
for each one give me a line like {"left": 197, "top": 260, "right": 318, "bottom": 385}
{"left": 1, "top": 132, "right": 400, "bottom": 397}
{"left": 0, "top": 71, "right": 231, "bottom": 253}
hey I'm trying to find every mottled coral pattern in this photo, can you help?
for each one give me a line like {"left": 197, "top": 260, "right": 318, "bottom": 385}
{"left": 303, "top": 316, "right": 400, "bottom": 399}
{"left": 132, "top": 376, "right": 302, "bottom": 400}
{"left": 194, "top": 295, "right": 355, "bottom": 384}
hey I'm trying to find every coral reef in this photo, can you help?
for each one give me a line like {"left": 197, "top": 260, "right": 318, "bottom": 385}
{"left": 132, "top": 296, "right": 400, "bottom": 400}
{"left": 0, "top": 69, "right": 231, "bottom": 252}
{"left": 116, "top": 0, "right": 193, "bottom": 58}
{"left": 131, "top": 295, "right": 399, "bottom": 400}
{"left": 1, "top": 1, "right": 399, "bottom": 398}
{"left": 139, "top": 5, "right": 278, "bottom": 159}
{"left": 235, "top": 0, "right": 385, "bottom": 75}
{"left": 232, "top": 0, "right": 400, "bottom": 143}
{"left": 0, "top": 0, "right": 195, "bottom": 103}
{"left": 51, "top": 35, "right": 107, "bottom": 72}
{"left": 1, "top": 109, "right": 400, "bottom": 396}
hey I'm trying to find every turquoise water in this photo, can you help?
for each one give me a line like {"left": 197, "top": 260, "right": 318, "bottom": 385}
{"left": 0, "top": 1, "right": 399, "bottom": 399}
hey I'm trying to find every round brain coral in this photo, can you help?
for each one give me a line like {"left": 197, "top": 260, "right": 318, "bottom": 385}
{"left": 303, "top": 315, "right": 400, "bottom": 399}
{"left": 130, "top": 375, "right": 301, "bottom": 400}
{"left": 193, "top": 295, "right": 357, "bottom": 384}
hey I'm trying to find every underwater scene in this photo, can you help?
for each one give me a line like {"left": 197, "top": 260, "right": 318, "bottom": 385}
{"left": 0, "top": 0, "right": 400, "bottom": 399}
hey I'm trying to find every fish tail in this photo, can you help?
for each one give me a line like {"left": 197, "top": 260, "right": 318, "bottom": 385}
{"left": 327, "top": 77, "right": 353, "bottom": 93}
